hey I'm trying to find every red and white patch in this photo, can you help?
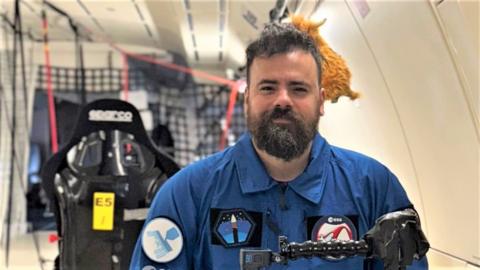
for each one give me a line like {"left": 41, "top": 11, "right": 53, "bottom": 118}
{"left": 311, "top": 215, "right": 357, "bottom": 241}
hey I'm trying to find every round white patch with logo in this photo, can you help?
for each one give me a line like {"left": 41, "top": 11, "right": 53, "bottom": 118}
{"left": 141, "top": 217, "right": 183, "bottom": 263}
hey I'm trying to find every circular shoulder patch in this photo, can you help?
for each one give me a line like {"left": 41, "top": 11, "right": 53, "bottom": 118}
{"left": 141, "top": 217, "right": 183, "bottom": 263}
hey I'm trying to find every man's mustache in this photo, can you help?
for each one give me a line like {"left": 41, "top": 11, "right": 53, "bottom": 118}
{"left": 267, "top": 107, "right": 297, "bottom": 122}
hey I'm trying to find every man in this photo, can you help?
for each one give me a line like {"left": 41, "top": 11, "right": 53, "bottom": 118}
{"left": 130, "top": 23, "right": 428, "bottom": 269}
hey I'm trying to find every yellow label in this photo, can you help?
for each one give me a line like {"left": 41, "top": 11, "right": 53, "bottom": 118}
{"left": 92, "top": 192, "right": 115, "bottom": 231}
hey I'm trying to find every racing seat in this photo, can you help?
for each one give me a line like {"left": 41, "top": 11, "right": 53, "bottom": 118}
{"left": 41, "top": 99, "right": 180, "bottom": 270}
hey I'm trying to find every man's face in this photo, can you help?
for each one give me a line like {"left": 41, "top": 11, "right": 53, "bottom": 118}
{"left": 245, "top": 50, "right": 325, "bottom": 161}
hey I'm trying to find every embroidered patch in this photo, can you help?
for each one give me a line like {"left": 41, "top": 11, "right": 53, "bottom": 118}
{"left": 307, "top": 215, "right": 359, "bottom": 260}
{"left": 142, "top": 266, "right": 170, "bottom": 270}
{"left": 141, "top": 217, "right": 183, "bottom": 263}
{"left": 307, "top": 215, "right": 358, "bottom": 241}
{"left": 210, "top": 208, "right": 262, "bottom": 248}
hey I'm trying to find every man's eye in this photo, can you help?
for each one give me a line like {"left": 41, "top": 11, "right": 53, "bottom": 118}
{"left": 294, "top": 87, "right": 307, "bottom": 93}
{"left": 259, "top": 86, "right": 274, "bottom": 92}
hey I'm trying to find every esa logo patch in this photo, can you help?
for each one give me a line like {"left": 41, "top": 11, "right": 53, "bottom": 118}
{"left": 210, "top": 208, "right": 262, "bottom": 248}
{"left": 307, "top": 215, "right": 358, "bottom": 241}
{"left": 141, "top": 217, "right": 183, "bottom": 263}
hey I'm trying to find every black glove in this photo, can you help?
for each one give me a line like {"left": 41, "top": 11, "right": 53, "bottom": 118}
{"left": 364, "top": 208, "right": 429, "bottom": 270}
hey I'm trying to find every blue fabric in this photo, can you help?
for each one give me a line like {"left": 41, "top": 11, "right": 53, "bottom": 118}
{"left": 130, "top": 133, "right": 428, "bottom": 270}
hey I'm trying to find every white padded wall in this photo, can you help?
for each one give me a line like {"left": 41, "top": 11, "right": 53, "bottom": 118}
{"left": 314, "top": 1, "right": 427, "bottom": 229}
{"left": 436, "top": 0, "right": 478, "bottom": 119}
{"left": 314, "top": 0, "right": 479, "bottom": 265}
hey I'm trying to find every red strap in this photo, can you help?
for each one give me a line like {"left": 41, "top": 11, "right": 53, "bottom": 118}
{"left": 42, "top": 11, "right": 58, "bottom": 153}
{"left": 122, "top": 53, "right": 129, "bottom": 101}
{"left": 219, "top": 83, "right": 239, "bottom": 150}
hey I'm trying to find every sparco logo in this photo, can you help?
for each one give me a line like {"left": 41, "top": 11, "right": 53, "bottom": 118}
{"left": 88, "top": 110, "right": 133, "bottom": 122}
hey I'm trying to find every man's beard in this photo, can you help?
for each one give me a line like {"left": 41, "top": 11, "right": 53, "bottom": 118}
{"left": 247, "top": 106, "right": 319, "bottom": 161}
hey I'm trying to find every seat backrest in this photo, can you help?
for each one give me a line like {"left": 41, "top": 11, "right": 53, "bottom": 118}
{"left": 41, "top": 99, "right": 180, "bottom": 270}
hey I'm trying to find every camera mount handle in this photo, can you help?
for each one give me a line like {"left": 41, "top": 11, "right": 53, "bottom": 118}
{"left": 240, "top": 208, "right": 429, "bottom": 270}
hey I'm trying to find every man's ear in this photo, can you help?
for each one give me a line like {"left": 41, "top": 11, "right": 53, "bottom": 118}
{"left": 244, "top": 86, "right": 250, "bottom": 101}
{"left": 319, "top": 88, "right": 325, "bottom": 116}
{"left": 243, "top": 86, "right": 250, "bottom": 117}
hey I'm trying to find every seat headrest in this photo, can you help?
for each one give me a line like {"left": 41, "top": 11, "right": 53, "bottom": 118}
{"left": 41, "top": 99, "right": 179, "bottom": 201}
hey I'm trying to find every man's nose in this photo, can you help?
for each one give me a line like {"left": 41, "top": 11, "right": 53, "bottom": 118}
{"left": 274, "top": 88, "right": 293, "bottom": 108}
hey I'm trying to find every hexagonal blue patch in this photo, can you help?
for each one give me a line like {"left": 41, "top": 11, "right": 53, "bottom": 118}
{"left": 213, "top": 209, "right": 256, "bottom": 247}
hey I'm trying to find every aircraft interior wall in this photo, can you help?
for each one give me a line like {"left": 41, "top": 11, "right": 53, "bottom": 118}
{"left": 0, "top": 23, "right": 37, "bottom": 252}
{"left": 314, "top": 0, "right": 478, "bottom": 268}
{"left": 0, "top": 0, "right": 478, "bottom": 269}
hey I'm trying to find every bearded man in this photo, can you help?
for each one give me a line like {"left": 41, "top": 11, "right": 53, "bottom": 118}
{"left": 130, "top": 23, "right": 428, "bottom": 270}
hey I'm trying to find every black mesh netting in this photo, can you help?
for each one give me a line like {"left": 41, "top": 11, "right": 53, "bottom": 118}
{"left": 36, "top": 62, "right": 246, "bottom": 167}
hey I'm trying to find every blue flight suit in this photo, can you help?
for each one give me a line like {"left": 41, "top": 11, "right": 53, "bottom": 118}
{"left": 130, "top": 133, "right": 428, "bottom": 269}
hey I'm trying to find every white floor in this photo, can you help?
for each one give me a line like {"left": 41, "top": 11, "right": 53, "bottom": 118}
{"left": 0, "top": 231, "right": 57, "bottom": 270}
{"left": 428, "top": 249, "right": 480, "bottom": 270}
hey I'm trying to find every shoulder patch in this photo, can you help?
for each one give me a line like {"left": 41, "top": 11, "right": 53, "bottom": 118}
{"left": 142, "top": 266, "right": 170, "bottom": 270}
{"left": 141, "top": 217, "right": 183, "bottom": 263}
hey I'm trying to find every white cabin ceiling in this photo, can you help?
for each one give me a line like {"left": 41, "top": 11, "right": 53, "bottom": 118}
{"left": 1, "top": 0, "right": 313, "bottom": 76}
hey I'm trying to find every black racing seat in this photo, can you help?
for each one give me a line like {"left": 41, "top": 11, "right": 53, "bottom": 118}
{"left": 41, "top": 99, "right": 180, "bottom": 270}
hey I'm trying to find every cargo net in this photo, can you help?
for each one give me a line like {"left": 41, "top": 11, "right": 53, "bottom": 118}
{"left": 36, "top": 64, "right": 246, "bottom": 167}
{"left": 36, "top": 66, "right": 124, "bottom": 93}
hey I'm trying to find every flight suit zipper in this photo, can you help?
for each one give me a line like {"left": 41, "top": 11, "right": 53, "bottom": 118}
{"left": 278, "top": 183, "right": 289, "bottom": 211}
{"left": 265, "top": 209, "right": 282, "bottom": 236}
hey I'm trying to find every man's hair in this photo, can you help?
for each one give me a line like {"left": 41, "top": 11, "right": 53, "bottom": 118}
{"left": 245, "top": 22, "right": 323, "bottom": 85}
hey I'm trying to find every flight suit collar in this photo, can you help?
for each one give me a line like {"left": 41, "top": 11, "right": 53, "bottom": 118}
{"left": 233, "top": 132, "right": 331, "bottom": 204}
